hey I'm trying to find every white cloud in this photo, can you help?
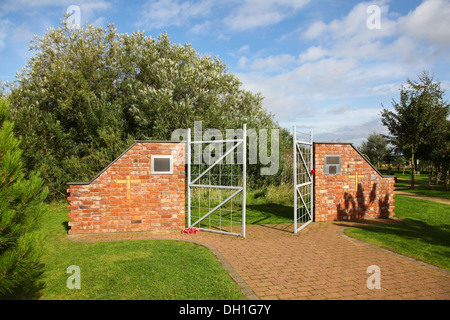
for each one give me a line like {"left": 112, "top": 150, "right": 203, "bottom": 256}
{"left": 11, "top": 22, "right": 33, "bottom": 44}
{"left": 0, "top": 0, "right": 110, "bottom": 56}
{"left": 0, "top": 0, "right": 110, "bottom": 19}
{"left": 398, "top": 0, "right": 450, "bottom": 46}
{"left": 223, "top": 0, "right": 310, "bottom": 31}
{"left": 326, "top": 105, "right": 353, "bottom": 115}
{"left": 314, "top": 118, "right": 387, "bottom": 145}
{"left": 137, "top": 0, "right": 213, "bottom": 30}
{"left": 188, "top": 21, "right": 212, "bottom": 35}
{"left": 0, "top": 19, "right": 10, "bottom": 51}
{"left": 299, "top": 46, "right": 328, "bottom": 62}
{"left": 249, "top": 54, "right": 297, "bottom": 71}
{"left": 235, "top": 0, "right": 449, "bottom": 144}
{"left": 302, "top": 20, "right": 327, "bottom": 39}
{"left": 238, "top": 45, "right": 250, "bottom": 53}
{"left": 303, "top": 1, "right": 397, "bottom": 42}
{"left": 238, "top": 56, "right": 248, "bottom": 69}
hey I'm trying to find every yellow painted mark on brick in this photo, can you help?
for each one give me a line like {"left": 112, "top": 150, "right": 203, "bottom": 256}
{"left": 348, "top": 172, "right": 365, "bottom": 190}
{"left": 117, "top": 176, "right": 141, "bottom": 199}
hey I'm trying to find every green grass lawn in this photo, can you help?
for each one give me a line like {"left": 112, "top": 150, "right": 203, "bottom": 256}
{"left": 387, "top": 171, "right": 450, "bottom": 200}
{"left": 29, "top": 202, "right": 247, "bottom": 300}
{"left": 20, "top": 186, "right": 296, "bottom": 300}
{"left": 344, "top": 195, "right": 450, "bottom": 270}
{"left": 21, "top": 182, "right": 450, "bottom": 299}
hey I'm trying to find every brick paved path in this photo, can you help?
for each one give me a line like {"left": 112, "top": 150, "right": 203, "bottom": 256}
{"left": 69, "top": 221, "right": 450, "bottom": 300}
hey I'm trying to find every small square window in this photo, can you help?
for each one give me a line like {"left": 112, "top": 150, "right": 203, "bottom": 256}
{"left": 151, "top": 155, "right": 173, "bottom": 174}
{"left": 325, "top": 155, "right": 341, "bottom": 175}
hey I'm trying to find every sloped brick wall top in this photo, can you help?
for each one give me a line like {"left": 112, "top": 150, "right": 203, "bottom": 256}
{"left": 67, "top": 141, "right": 185, "bottom": 234}
{"left": 314, "top": 143, "right": 395, "bottom": 221}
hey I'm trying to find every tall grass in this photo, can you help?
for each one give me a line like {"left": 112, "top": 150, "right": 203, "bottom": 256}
{"left": 247, "top": 183, "right": 293, "bottom": 206}
{"left": 187, "top": 184, "right": 294, "bottom": 230}
{"left": 189, "top": 183, "right": 293, "bottom": 208}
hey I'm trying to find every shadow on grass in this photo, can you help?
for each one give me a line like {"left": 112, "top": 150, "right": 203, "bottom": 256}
{"left": 336, "top": 218, "right": 450, "bottom": 247}
{"left": 246, "top": 204, "right": 294, "bottom": 233}
{"left": 62, "top": 221, "right": 70, "bottom": 233}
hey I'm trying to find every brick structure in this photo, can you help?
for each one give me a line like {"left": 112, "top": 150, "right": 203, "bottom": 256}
{"left": 67, "top": 141, "right": 185, "bottom": 234}
{"left": 314, "top": 143, "right": 395, "bottom": 221}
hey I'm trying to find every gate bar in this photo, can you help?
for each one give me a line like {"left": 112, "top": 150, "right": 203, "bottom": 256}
{"left": 190, "top": 184, "right": 243, "bottom": 190}
{"left": 296, "top": 181, "right": 313, "bottom": 188}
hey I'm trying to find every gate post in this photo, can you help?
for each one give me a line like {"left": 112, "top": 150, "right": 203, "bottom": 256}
{"left": 310, "top": 130, "right": 314, "bottom": 223}
{"left": 242, "top": 124, "right": 247, "bottom": 238}
{"left": 293, "top": 125, "right": 298, "bottom": 233}
{"left": 187, "top": 128, "right": 191, "bottom": 228}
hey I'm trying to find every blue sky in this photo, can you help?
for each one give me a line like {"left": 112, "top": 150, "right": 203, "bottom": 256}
{"left": 1, "top": 0, "right": 449, "bottom": 145}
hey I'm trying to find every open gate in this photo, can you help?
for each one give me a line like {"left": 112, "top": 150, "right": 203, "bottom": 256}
{"left": 293, "top": 126, "right": 314, "bottom": 233}
{"left": 187, "top": 124, "right": 247, "bottom": 237}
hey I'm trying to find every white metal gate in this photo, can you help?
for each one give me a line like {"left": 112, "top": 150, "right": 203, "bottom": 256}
{"left": 293, "top": 126, "right": 314, "bottom": 233}
{"left": 187, "top": 124, "right": 247, "bottom": 237}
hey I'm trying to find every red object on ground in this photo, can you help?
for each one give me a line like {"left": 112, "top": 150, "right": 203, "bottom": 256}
{"left": 182, "top": 227, "right": 200, "bottom": 234}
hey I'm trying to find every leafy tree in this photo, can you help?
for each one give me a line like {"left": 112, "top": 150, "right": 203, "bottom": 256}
{"left": 7, "top": 21, "right": 274, "bottom": 199}
{"left": 381, "top": 71, "right": 449, "bottom": 189}
{"left": 0, "top": 98, "right": 48, "bottom": 298}
{"left": 358, "top": 132, "right": 390, "bottom": 169}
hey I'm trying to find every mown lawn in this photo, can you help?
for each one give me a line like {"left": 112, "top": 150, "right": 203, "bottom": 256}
{"left": 30, "top": 202, "right": 247, "bottom": 300}
{"left": 387, "top": 171, "right": 450, "bottom": 200}
{"left": 24, "top": 184, "right": 450, "bottom": 299}
{"left": 344, "top": 195, "right": 450, "bottom": 270}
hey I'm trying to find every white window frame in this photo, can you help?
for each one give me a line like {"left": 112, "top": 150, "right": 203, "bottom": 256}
{"left": 151, "top": 155, "right": 173, "bottom": 175}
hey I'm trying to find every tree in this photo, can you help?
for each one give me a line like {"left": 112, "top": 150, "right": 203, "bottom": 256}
{"left": 0, "top": 98, "right": 48, "bottom": 298}
{"left": 358, "top": 132, "right": 390, "bottom": 169}
{"left": 440, "top": 147, "right": 450, "bottom": 190}
{"left": 381, "top": 71, "right": 449, "bottom": 189}
{"left": 7, "top": 21, "right": 274, "bottom": 199}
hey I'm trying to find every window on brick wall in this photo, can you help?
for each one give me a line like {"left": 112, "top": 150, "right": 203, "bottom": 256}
{"left": 325, "top": 155, "right": 341, "bottom": 175}
{"left": 151, "top": 155, "right": 173, "bottom": 174}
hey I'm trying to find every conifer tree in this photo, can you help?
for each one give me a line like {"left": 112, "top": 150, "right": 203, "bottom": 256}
{"left": 0, "top": 98, "right": 48, "bottom": 298}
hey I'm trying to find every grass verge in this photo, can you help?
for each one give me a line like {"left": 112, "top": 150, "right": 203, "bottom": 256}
{"left": 31, "top": 202, "right": 247, "bottom": 300}
{"left": 344, "top": 195, "right": 450, "bottom": 270}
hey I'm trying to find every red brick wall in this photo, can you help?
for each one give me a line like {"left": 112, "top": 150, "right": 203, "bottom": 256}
{"left": 67, "top": 142, "right": 185, "bottom": 234}
{"left": 314, "top": 143, "right": 395, "bottom": 221}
